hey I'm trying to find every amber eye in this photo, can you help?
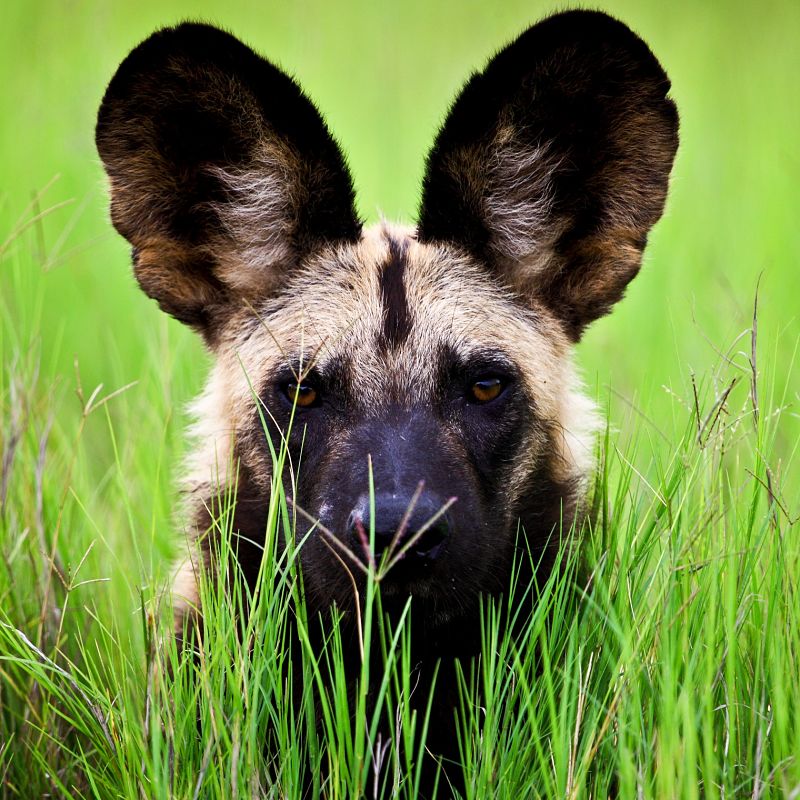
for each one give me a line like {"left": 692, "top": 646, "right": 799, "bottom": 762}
{"left": 285, "top": 382, "right": 318, "bottom": 408}
{"left": 470, "top": 377, "right": 504, "bottom": 404}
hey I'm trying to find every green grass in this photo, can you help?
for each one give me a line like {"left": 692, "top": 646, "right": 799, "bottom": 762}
{"left": 1, "top": 1, "right": 799, "bottom": 797}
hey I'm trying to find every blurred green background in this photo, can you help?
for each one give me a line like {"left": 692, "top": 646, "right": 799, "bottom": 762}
{"left": 1, "top": 0, "right": 798, "bottom": 528}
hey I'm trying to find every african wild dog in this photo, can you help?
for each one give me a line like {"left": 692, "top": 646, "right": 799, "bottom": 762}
{"left": 97, "top": 8, "right": 677, "bottom": 792}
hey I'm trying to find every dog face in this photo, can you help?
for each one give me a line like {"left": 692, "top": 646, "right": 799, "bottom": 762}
{"left": 222, "top": 224, "right": 594, "bottom": 620}
{"left": 96, "top": 12, "right": 678, "bottom": 624}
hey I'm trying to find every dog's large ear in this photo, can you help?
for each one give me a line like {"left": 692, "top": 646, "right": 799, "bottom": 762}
{"left": 417, "top": 10, "right": 678, "bottom": 341}
{"left": 96, "top": 23, "right": 360, "bottom": 342}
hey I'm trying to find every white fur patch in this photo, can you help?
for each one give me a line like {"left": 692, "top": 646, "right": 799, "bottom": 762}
{"left": 207, "top": 145, "right": 297, "bottom": 285}
{"left": 182, "top": 359, "right": 236, "bottom": 494}
{"left": 557, "top": 361, "right": 601, "bottom": 486}
{"left": 483, "top": 132, "right": 564, "bottom": 269}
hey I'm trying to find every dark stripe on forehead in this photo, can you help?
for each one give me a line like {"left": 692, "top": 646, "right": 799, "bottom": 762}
{"left": 378, "top": 235, "right": 411, "bottom": 350}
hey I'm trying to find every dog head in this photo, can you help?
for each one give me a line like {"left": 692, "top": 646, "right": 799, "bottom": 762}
{"left": 97, "top": 12, "right": 678, "bottom": 621}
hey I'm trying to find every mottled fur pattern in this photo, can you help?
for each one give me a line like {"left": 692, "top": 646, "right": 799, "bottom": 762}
{"left": 97, "top": 10, "right": 678, "bottom": 794}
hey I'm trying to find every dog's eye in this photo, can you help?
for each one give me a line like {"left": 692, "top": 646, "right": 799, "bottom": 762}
{"left": 285, "top": 382, "right": 319, "bottom": 408}
{"left": 469, "top": 377, "right": 505, "bottom": 404}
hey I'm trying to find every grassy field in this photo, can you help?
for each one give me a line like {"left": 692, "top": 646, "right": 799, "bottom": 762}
{"left": 1, "top": 0, "right": 799, "bottom": 797}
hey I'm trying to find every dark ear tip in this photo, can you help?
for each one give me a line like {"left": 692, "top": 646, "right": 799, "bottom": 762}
{"left": 96, "top": 21, "right": 248, "bottom": 144}
{"left": 103, "top": 20, "right": 241, "bottom": 71}
{"left": 528, "top": 9, "right": 659, "bottom": 46}
{"left": 121, "top": 20, "right": 251, "bottom": 66}
{"left": 499, "top": 9, "right": 674, "bottom": 93}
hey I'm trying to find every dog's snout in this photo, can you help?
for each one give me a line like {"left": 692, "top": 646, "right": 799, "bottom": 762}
{"left": 346, "top": 490, "right": 451, "bottom": 563}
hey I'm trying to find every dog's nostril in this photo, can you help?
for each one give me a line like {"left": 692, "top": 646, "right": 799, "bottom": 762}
{"left": 345, "top": 511, "right": 396, "bottom": 556}
{"left": 373, "top": 528, "right": 399, "bottom": 558}
{"left": 346, "top": 491, "right": 451, "bottom": 563}
{"left": 410, "top": 520, "right": 448, "bottom": 560}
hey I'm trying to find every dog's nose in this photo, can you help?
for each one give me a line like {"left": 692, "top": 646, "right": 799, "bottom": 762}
{"left": 346, "top": 490, "right": 450, "bottom": 563}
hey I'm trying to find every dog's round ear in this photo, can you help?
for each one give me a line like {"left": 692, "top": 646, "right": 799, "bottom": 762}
{"left": 96, "top": 23, "right": 361, "bottom": 343}
{"left": 417, "top": 10, "right": 679, "bottom": 341}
